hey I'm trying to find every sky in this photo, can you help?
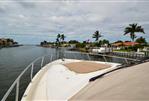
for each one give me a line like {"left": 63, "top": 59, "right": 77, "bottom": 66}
{"left": 0, "top": 0, "right": 149, "bottom": 44}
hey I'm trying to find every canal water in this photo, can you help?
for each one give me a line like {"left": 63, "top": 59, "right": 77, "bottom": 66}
{"left": 0, "top": 46, "right": 125, "bottom": 100}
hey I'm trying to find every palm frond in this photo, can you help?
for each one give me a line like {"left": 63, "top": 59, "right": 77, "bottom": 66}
{"left": 124, "top": 23, "right": 145, "bottom": 42}
{"left": 136, "top": 26, "right": 145, "bottom": 33}
{"left": 92, "top": 30, "right": 102, "bottom": 41}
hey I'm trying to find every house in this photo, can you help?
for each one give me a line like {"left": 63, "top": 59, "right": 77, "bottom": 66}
{"left": 123, "top": 42, "right": 139, "bottom": 46}
{"left": 112, "top": 42, "right": 139, "bottom": 47}
{"left": 143, "top": 47, "right": 149, "bottom": 51}
{"left": 112, "top": 41, "right": 140, "bottom": 50}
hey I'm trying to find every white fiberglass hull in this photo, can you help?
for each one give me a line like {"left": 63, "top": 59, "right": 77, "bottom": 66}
{"left": 22, "top": 59, "right": 120, "bottom": 101}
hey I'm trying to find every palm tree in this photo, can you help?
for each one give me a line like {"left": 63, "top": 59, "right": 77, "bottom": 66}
{"left": 60, "top": 34, "right": 66, "bottom": 43}
{"left": 56, "top": 34, "right": 61, "bottom": 47}
{"left": 92, "top": 30, "right": 102, "bottom": 42}
{"left": 124, "top": 23, "right": 145, "bottom": 42}
{"left": 57, "top": 34, "right": 61, "bottom": 41}
{"left": 56, "top": 38, "right": 59, "bottom": 43}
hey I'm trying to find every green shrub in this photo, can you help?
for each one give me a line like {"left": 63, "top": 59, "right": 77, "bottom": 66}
{"left": 76, "top": 43, "right": 86, "bottom": 48}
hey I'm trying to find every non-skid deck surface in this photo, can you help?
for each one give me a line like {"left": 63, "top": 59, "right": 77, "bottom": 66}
{"left": 64, "top": 61, "right": 110, "bottom": 73}
{"left": 69, "top": 62, "right": 149, "bottom": 101}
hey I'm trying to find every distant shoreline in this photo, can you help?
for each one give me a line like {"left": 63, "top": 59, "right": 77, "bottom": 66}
{"left": 38, "top": 44, "right": 90, "bottom": 53}
{"left": 0, "top": 44, "right": 23, "bottom": 49}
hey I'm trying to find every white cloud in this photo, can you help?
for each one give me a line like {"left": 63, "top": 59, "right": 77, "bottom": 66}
{"left": 0, "top": 0, "right": 148, "bottom": 44}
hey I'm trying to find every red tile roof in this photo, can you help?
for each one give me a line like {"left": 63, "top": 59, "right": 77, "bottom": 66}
{"left": 123, "top": 42, "right": 139, "bottom": 46}
{"left": 112, "top": 42, "right": 139, "bottom": 46}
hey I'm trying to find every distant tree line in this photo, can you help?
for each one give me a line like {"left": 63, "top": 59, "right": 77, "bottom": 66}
{"left": 0, "top": 38, "right": 18, "bottom": 47}
{"left": 40, "top": 23, "right": 148, "bottom": 52}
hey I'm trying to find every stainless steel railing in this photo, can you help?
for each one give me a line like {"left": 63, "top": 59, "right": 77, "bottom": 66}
{"left": 1, "top": 55, "right": 53, "bottom": 101}
{"left": 1, "top": 51, "right": 142, "bottom": 101}
{"left": 64, "top": 51, "right": 141, "bottom": 64}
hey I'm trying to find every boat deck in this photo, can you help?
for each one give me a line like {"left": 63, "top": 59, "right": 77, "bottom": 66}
{"left": 64, "top": 61, "right": 110, "bottom": 73}
{"left": 69, "top": 62, "right": 149, "bottom": 101}
{"left": 21, "top": 59, "right": 119, "bottom": 101}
